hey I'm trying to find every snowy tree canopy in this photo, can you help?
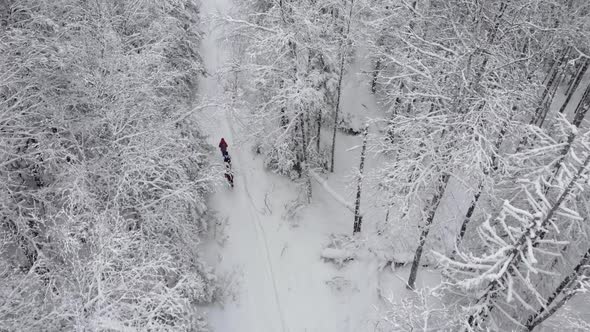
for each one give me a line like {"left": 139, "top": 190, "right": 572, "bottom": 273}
{"left": 0, "top": 1, "right": 217, "bottom": 330}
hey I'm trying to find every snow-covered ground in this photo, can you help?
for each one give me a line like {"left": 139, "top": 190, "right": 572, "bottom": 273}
{"left": 195, "top": 1, "right": 438, "bottom": 331}
{"left": 197, "top": 1, "right": 286, "bottom": 331}
{"left": 195, "top": 1, "right": 590, "bottom": 331}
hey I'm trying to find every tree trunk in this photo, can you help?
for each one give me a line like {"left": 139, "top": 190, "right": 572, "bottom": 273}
{"left": 572, "top": 82, "right": 590, "bottom": 122}
{"left": 306, "top": 110, "right": 313, "bottom": 150}
{"left": 456, "top": 187, "right": 482, "bottom": 246}
{"left": 299, "top": 112, "right": 312, "bottom": 202}
{"left": 545, "top": 86, "right": 590, "bottom": 189}
{"left": 279, "top": 0, "right": 286, "bottom": 23}
{"left": 531, "top": 48, "right": 570, "bottom": 125}
{"left": 537, "top": 90, "right": 590, "bottom": 240}
{"left": 330, "top": 53, "right": 345, "bottom": 173}
{"left": 517, "top": 51, "right": 572, "bottom": 152}
{"left": 371, "top": 58, "right": 381, "bottom": 94}
{"left": 279, "top": 79, "right": 288, "bottom": 128}
{"left": 466, "top": 153, "right": 590, "bottom": 329}
{"left": 526, "top": 287, "right": 579, "bottom": 332}
{"left": 316, "top": 109, "right": 321, "bottom": 153}
{"left": 456, "top": 118, "right": 509, "bottom": 249}
{"left": 558, "top": 59, "right": 589, "bottom": 114}
{"left": 353, "top": 123, "right": 369, "bottom": 233}
{"left": 407, "top": 173, "right": 450, "bottom": 290}
{"left": 472, "top": 2, "right": 507, "bottom": 85}
{"left": 525, "top": 248, "right": 590, "bottom": 330}
{"left": 536, "top": 69, "right": 565, "bottom": 127}
{"left": 330, "top": 0, "right": 354, "bottom": 173}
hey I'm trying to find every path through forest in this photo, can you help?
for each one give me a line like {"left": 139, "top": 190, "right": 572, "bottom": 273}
{"left": 197, "top": 1, "right": 382, "bottom": 331}
{"left": 198, "top": 0, "right": 287, "bottom": 331}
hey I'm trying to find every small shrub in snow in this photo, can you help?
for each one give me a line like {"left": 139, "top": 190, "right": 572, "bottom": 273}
{"left": 325, "top": 276, "right": 358, "bottom": 293}
{"left": 321, "top": 248, "right": 355, "bottom": 267}
{"left": 321, "top": 234, "right": 359, "bottom": 267}
{"left": 377, "top": 287, "right": 460, "bottom": 331}
{"left": 282, "top": 199, "right": 306, "bottom": 226}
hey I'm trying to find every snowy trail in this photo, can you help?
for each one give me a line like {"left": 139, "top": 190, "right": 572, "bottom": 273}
{"left": 198, "top": 0, "right": 287, "bottom": 331}
{"left": 225, "top": 111, "right": 288, "bottom": 332}
{"left": 197, "top": 1, "right": 395, "bottom": 332}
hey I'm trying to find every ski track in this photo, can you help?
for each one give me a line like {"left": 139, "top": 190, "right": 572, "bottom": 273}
{"left": 198, "top": 0, "right": 287, "bottom": 331}
{"left": 225, "top": 109, "right": 288, "bottom": 332}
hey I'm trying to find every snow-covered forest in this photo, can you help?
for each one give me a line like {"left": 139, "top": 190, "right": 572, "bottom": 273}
{"left": 0, "top": 1, "right": 217, "bottom": 330}
{"left": 1, "top": 0, "right": 589, "bottom": 331}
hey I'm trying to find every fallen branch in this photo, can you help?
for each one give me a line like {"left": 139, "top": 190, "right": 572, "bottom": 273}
{"left": 308, "top": 169, "right": 362, "bottom": 217}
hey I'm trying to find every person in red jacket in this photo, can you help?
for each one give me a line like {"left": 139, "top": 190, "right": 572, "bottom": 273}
{"left": 219, "top": 138, "right": 228, "bottom": 157}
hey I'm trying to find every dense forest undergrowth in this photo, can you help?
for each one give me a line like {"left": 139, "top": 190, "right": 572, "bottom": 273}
{"left": 0, "top": 1, "right": 218, "bottom": 330}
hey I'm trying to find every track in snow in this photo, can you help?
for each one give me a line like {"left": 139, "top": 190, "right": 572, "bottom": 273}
{"left": 224, "top": 105, "right": 288, "bottom": 332}
{"left": 198, "top": 0, "right": 287, "bottom": 331}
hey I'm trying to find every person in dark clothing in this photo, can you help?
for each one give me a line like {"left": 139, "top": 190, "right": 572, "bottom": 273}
{"left": 219, "top": 138, "right": 233, "bottom": 187}
{"left": 219, "top": 138, "right": 228, "bottom": 157}
{"left": 224, "top": 155, "right": 234, "bottom": 187}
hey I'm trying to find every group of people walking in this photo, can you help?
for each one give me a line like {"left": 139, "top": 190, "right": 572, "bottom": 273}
{"left": 218, "top": 138, "right": 234, "bottom": 187}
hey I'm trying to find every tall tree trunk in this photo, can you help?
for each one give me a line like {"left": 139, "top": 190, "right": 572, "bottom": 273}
{"left": 572, "top": 82, "right": 590, "bottom": 121}
{"left": 472, "top": 2, "right": 507, "bottom": 84}
{"left": 371, "top": 58, "right": 381, "bottom": 94}
{"left": 456, "top": 188, "right": 482, "bottom": 246}
{"left": 299, "top": 112, "right": 312, "bottom": 202}
{"left": 371, "top": 35, "right": 384, "bottom": 94}
{"left": 407, "top": 173, "right": 450, "bottom": 290}
{"left": 517, "top": 49, "right": 573, "bottom": 152}
{"left": 545, "top": 85, "right": 590, "bottom": 189}
{"left": 466, "top": 153, "right": 590, "bottom": 329}
{"left": 536, "top": 87, "right": 590, "bottom": 241}
{"left": 456, "top": 117, "right": 510, "bottom": 249}
{"left": 536, "top": 69, "right": 566, "bottom": 127}
{"left": 330, "top": 0, "right": 354, "bottom": 173}
{"left": 353, "top": 123, "right": 369, "bottom": 233}
{"left": 279, "top": 0, "right": 286, "bottom": 23}
{"left": 525, "top": 248, "right": 590, "bottom": 331}
{"left": 558, "top": 59, "right": 589, "bottom": 114}
{"left": 305, "top": 110, "right": 313, "bottom": 150}
{"left": 316, "top": 109, "right": 321, "bottom": 153}
{"left": 279, "top": 80, "right": 288, "bottom": 128}
{"left": 531, "top": 48, "right": 570, "bottom": 125}
{"left": 330, "top": 53, "right": 345, "bottom": 173}
{"left": 526, "top": 286, "right": 580, "bottom": 332}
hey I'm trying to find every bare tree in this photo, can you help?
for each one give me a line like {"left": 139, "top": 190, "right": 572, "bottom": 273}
{"left": 330, "top": 0, "right": 355, "bottom": 173}
{"left": 353, "top": 123, "right": 369, "bottom": 233}
{"left": 525, "top": 248, "right": 590, "bottom": 331}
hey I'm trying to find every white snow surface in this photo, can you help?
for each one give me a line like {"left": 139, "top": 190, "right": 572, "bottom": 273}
{"left": 321, "top": 248, "right": 355, "bottom": 261}
{"left": 194, "top": 0, "right": 590, "bottom": 330}
{"left": 195, "top": 1, "right": 442, "bottom": 332}
{"left": 197, "top": 0, "right": 372, "bottom": 331}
